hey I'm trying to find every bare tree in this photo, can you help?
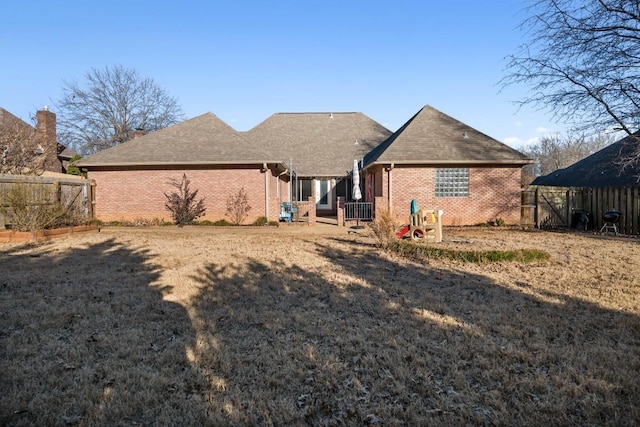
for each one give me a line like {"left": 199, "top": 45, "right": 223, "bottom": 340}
{"left": 56, "top": 65, "right": 184, "bottom": 155}
{"left": 522, "top": 132, "right": 615, "bottom": 182}
{"left": 503, "top": 0, "right": 640, "bottom": 171}
{"left": 0, "top": 116, "right": 48, "bottom": 175}
{"left": 226, "top": 188, "right": 251, "bottom": 225}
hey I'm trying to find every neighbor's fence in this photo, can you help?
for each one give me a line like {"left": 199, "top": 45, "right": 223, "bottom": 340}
{"left": 344, "top": 202, "right": 373, "bottom": 221}
{"left": 0, "top": 174, "right": 95, "bottom": 228}
{"left": 522, "top": 186, "right": 640, "bottom": 234}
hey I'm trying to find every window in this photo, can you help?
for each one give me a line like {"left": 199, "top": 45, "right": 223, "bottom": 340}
{"left": 435, "top": 168, "right": 469, "bottom": 197}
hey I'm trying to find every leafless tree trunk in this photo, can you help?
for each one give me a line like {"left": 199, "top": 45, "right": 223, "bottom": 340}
{"left": 56, "top": 65, "right": 184, "bottom": 155}
{"left": 503, "top": 0, "right": 640, "bottom": 173}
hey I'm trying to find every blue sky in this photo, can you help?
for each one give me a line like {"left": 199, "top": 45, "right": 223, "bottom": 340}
{"left": 1, "top": 0, "right": 566, "bottom": 149}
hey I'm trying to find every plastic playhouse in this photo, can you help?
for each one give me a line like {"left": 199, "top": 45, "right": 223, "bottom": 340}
{"left": 395, "top": 200, "right": 443, "bottom": 243}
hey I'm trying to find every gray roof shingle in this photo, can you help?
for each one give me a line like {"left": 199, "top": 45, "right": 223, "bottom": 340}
{"left": 77, "top": 105, "right": 532, "bottom": 174}
{"left": 532, "top": 133, "right": 640, "bottom": 187}
{"left": 77, "top": 113, "right": 279, "bottom": 167}
{"left": 364, "top": 105, "right": 532, "bottom": 167}
{"left": 244, "top": 112, "right": 392, "bottom": 177}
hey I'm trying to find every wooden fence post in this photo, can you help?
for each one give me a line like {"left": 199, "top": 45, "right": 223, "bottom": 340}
{"left": 633, "top": 187, "right": 639, "bottom": 235}
{"left": 565, "top": 189, "right": 571, "bottom": 228}
{"left": 535, "top": 187, "right": 540, "bottom": 228}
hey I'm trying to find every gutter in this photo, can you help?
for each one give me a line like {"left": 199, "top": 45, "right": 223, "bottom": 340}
{"left": 364, "top": 159, "right": 534, "bottom": 168}
{"left": 76, "top": 160, "right": 288, "bottom": 168}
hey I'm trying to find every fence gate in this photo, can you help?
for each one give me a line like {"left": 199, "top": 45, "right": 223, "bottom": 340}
{"left": 0, "top": 174, "right": 95, "bottom": 227}
{"left": 522, "top": 186, "right": 640, "bottom": 234}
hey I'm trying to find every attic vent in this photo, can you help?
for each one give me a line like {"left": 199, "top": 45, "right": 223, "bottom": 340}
{"left": 329, "top": 113, "right": 333, "bottom": 118}
{"left": 463, "top": 131, "right": 469, "bottom": 139}
{"left": 354, "top": 139, "right": 359, "bottom": 145}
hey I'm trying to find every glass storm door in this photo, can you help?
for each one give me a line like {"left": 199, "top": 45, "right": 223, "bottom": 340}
{"left": 315, "top": 179, "right": 332, "bottom": 209}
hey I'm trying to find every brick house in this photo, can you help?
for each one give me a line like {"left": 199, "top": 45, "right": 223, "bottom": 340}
{"left": 244, "top": 112, "right": 392, "bottom": 218}
{"left": 77, "top": 113, "right": 287, "bottom": 223}
{"left": 77, "top": 104, "right": 532, "bottom": 225}
{"left": 362, "top": 105, "right": 531, "bottom": 225}
{"left": 0, "top": 106, "right": 76, "bottom": 175}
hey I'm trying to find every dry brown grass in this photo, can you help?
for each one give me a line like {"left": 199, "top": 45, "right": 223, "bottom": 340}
{"left": 1, "top": 226, "right": 639, "bottom": 425}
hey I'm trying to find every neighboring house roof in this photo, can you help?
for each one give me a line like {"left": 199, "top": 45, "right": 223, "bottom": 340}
{"left": 532, "top": 133, "right": 640, "bottom": 188}
{"left": 77, "top": 113, "right": 281, "bottom": 167}
{"left": 363, "top": 105, "right": 532, "bottom": 167}
{"left": 1, "top": 106, "right": 74, "bottom": 162}
{"left": 59, "top": 146, "right": 77, "bottom": 161}
{"left": 244, "top": 112, "right": 392, "bottom": 177}
{"left": 0, "top": 107, "right": 32, "bottom": 133}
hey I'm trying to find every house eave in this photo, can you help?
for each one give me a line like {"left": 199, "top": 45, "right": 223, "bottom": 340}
{"left": 363, "top": 159, "right": 533, "bottom": 168}
{"left": 78, "top": 160, "right": 287, "bottom": 168}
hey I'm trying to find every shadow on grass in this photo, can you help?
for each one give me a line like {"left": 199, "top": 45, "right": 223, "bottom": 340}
{"left": 0, "top": 239, "right": 206, "bottom": 425}
{"left": 188, "top": 236, "right": 640, "bottom": 425}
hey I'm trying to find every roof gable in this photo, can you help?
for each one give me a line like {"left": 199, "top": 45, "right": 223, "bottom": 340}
{"left": 532, "top": 134, "right": 640, "bottom": 187}
{"left": 364, "top": 105, "right": 531, "bottom": 166}
{"left": 78, "top": 113, "right": 277, "bottom": 167}
{"left": 244, "top": 112, "right": 392, "bottom": 176}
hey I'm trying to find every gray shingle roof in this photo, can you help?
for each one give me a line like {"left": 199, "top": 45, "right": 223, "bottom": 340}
{"left": 363, "top": 105, "right": 532, "bottom": 167}
{"left": 77, "top": 113, "right": 279, "bottom": 167}
{"left": 244, "top": 112, "right": 392, "bottom": 177}
{"left": 532, "top": 133, "right": 640, "bottom": 187}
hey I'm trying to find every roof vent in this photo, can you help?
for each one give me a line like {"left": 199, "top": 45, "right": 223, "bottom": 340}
{"left": 463, "top": 131, "right": 469, "bottom": 139}
{"left": 354, "top": 139, "right": 359, "bottom": 145}
{"left": 329, "top": 113, "right": 333, "bottom": 118}
{"left": 43, "top": 105, "right": 49, "bottom": 111}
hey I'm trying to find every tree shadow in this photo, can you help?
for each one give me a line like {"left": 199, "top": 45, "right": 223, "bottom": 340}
{"left": 0, "top": 239, "right": 206, "bottom": 425}
{"left": 187, "top": 236, "right": 640, "bottom": 425}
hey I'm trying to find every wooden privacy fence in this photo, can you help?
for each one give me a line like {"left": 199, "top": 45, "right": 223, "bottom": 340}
{"left": 522, "top": 186, "right": 640, "bottom": 234}
{"left": 0, "top": 174, "right": 95, "bottom": 227}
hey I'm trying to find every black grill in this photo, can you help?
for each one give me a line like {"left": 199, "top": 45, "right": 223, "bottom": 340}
{"left": 603, "top": 210, "right": 621, "bottom": 223}
{"left": 600, "top": 210, "right": 621, "bottom": 235}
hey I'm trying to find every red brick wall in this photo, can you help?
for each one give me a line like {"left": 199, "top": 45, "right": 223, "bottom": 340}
{"left": 89, "top": 167, "right": 285, "bottom": 224}
{"left": 35, "top": 109, "right": 63, "bottom": 173}
{"left": 370, "top": 165, "right": 523, "bottom": 225}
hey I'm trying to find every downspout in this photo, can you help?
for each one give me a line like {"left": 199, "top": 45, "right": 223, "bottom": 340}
{"left": 387, "top": 163, "right": 394, "bottom": 213}
{"left": 277, "top": 168, "right": 288, "bottom": 199}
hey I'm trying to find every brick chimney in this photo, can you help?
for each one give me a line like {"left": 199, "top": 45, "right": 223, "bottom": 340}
{"left": 129, "top": 128, "right": 147, "bottom": 140}
{"left": 36, "top": 106, "right": 62, "bottom": 173}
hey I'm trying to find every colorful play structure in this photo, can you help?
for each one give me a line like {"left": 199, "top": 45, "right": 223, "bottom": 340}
{"left": 395, "top": 200, "right": 443, "bottom": 243}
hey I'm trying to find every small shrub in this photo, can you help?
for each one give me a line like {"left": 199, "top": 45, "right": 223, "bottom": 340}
{"left": 226, "top": 188, "right": 251, "bottom": 225}
{"left": 494, "top": 218, "right": 506, "bottom": 227}
{"left": 213, "top": 219, "right": 231, "bottom": 226}
{"left": 0, "top": 181, "right": 76, "bottom": 231}
{"left": 368, "top": 209, "right": 401, "bottom": 249}
{"left": 65, "top": 154, "right": 85, "bottom": 177}
{"left": 164, "top": 174, "right": 206, "bottom": 227}
{"left": 252, "top": 216, "right": 269, "bottom": 226}
{"left": 198, "top": 220, "right": 214, "bottom": 226}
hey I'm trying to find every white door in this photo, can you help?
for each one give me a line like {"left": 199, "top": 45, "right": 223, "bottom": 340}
{"left": 315, "top": 179, "right": 332, "bottom": 210}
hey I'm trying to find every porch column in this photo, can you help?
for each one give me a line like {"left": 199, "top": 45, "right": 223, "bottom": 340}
{"left": 337, "top": 196, "right": 345, "bottom": 226}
